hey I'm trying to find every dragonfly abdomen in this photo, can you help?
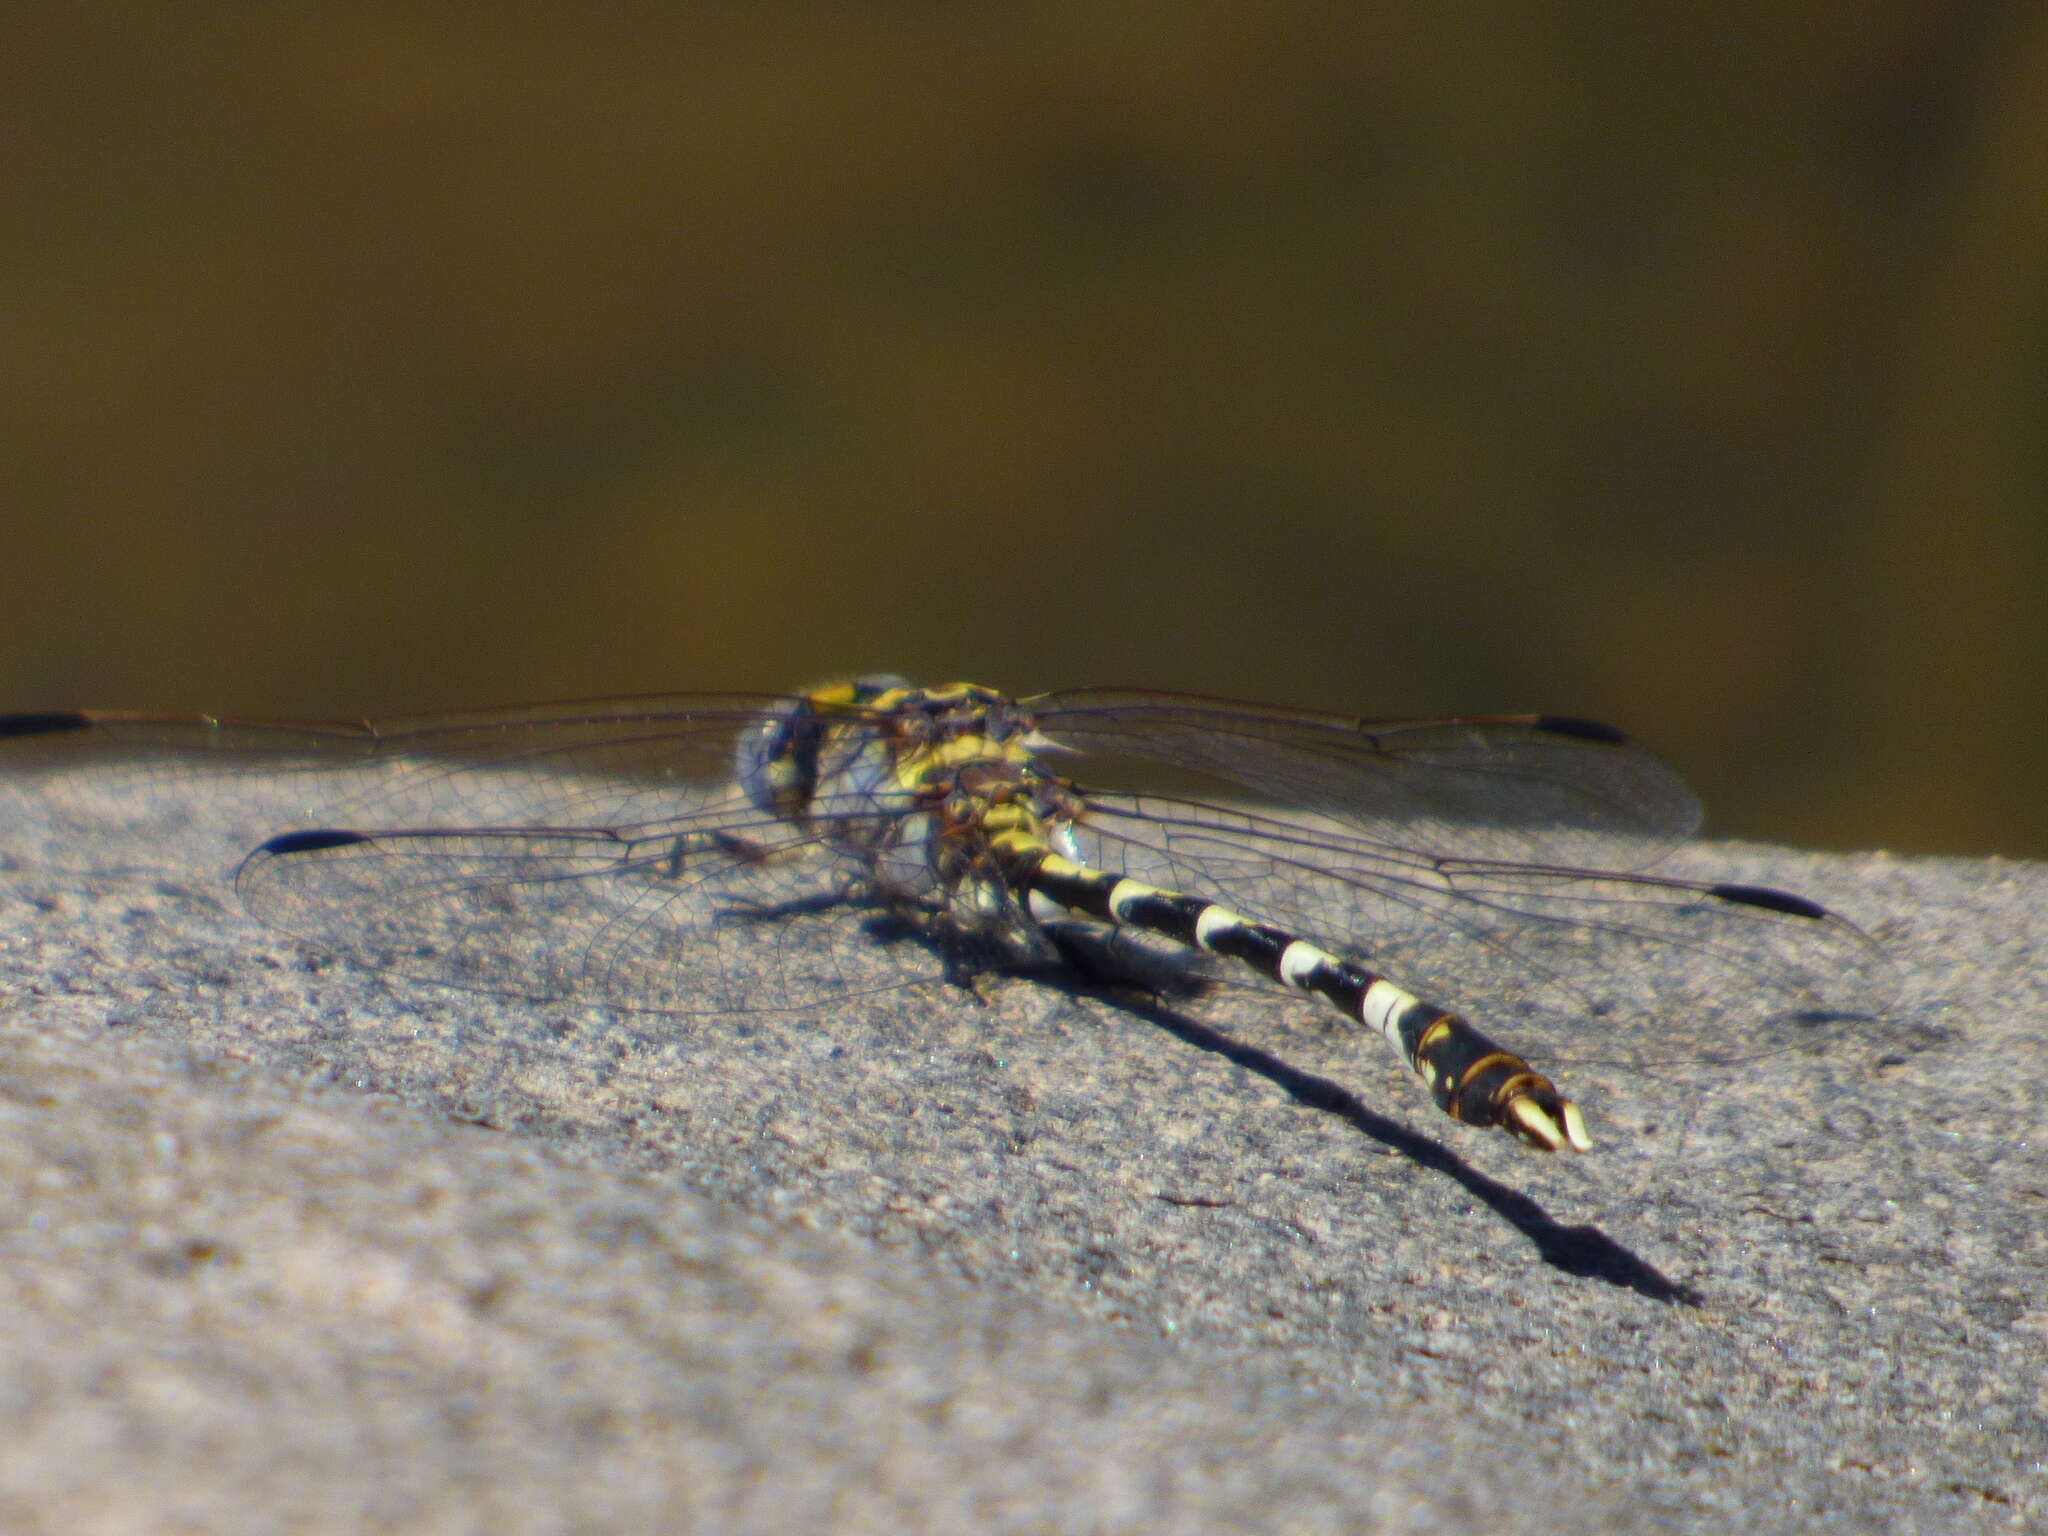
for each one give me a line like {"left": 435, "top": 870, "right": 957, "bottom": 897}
{"left": 1014, "top": 848, "right": 1591, "bottom": 1152}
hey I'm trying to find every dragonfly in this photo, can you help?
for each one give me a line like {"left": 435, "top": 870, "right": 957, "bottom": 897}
{"left": 0, "top": 675, "right": 1885, "bottom": 1151}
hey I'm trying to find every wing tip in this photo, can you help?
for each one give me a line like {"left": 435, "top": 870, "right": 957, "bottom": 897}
{"left": 1709, "top": 882, "right": 1828, "bottom": 920}
{"left": 1531, "top": 714, "right": 1629, "bottom": 746}
{"left": 0, "top": 711, "right": 95, "bottom": 739}
{"left": 256, "top": 829, "right": 374, "bottom": 856}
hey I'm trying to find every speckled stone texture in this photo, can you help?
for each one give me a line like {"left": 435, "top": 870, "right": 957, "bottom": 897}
{"left": 0, "top": 766, "right": 2039, "bottom": 1532}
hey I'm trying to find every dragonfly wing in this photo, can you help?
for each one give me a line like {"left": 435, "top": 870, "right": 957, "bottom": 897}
{"left": 1065, "top": 795, "right": 1889, "bottom": 1069}
{"left": 0, "top": 694, "right": 797, "bottom": 859}
{"left": 1032, "top": 688, "right": 1701, "bottom": 870}
{"left": 235, "top": 817, "right": 957, "bottom": 1015}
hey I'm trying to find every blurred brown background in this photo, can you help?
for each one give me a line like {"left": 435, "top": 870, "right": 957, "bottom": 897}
{"left": 2, "top": 5, "right": 2042, "bottom": 857}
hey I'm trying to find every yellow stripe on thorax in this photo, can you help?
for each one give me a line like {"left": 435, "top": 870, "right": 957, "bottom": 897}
{"left": 890, "top": 730, "right": 1036, "bottom": 794}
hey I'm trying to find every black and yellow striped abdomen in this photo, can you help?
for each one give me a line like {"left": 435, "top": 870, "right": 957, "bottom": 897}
{"left": 1013, "top": 848, "right": 1592, "bottom": 1153}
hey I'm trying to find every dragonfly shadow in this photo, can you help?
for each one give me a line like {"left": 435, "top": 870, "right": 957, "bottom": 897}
{"left": 1102, "top": 988, "right": 1703, "bottom": 1306}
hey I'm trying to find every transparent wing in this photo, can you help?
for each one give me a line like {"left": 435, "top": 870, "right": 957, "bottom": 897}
{"left": 1064, "top": 791, "right": 1890, "bottom": 1070}
{"left": 3, "top": 686, "right": 1692, "bottom": 867}
{"left": 0, "top": 695, "right": 801, "bottom": 865}
{"left": 1, "top": 696, "right": 989, "bottom": 1013}
{"left": 1031, "top": 689, "right": 1700, "bottom": 870}
{"left": 234, "top": 804, "right": 987, "bottom": 1016}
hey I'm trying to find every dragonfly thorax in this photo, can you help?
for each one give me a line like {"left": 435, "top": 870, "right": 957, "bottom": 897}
{"left": 734, "top": 678, "right": 1078, "bottom": 930}
{"left": 856, "top": 749, "right": 1087, "bottom": 928}
{"left": 737, "top": 677, "right": 1039, "bottom": 823}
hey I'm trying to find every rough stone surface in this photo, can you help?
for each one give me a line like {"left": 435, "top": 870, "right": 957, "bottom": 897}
{"left": 0, "top": 761, "right": 2039, "bottom": 1532}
